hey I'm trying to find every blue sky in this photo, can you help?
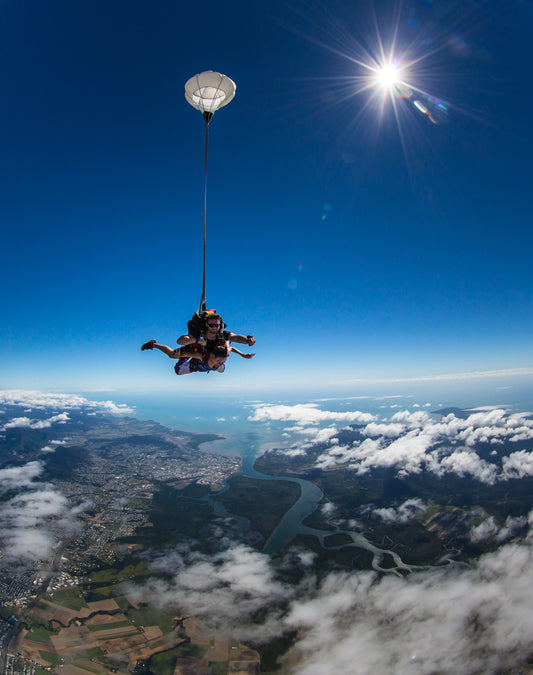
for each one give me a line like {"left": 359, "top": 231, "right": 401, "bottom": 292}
{"left": 1, "top": 0, "right": 532, "bottom": 394}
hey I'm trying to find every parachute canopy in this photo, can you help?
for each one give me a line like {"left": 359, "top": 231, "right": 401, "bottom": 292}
{"left": 185, "top": 71, "right": 236, "bottom": 115}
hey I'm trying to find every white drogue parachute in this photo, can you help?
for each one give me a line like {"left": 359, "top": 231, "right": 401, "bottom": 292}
{"left": 185, "top": 70, "right": 236, "bottom": 121}
{"left": 184, "top": 71, "right": 237, "bottom": 311}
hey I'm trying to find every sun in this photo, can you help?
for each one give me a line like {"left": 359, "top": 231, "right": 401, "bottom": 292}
{"left": 374, "top": 62, "right": 401, "bottom": 90}
{"left": 285, "top": 0, "right": 453, "bottom": 164}
{"left": 291, "top": 2, "right": 450, "bottom": 124}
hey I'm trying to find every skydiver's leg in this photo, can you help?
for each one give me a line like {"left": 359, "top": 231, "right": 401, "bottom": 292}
{"left": 154, "top": 343, "right": 181, "bottom": 358}
{"left": 141, "top": 341, "right": 180, "bottom": 359}
{"left": 141, "top": 339, "right": 156, "bottom": 351}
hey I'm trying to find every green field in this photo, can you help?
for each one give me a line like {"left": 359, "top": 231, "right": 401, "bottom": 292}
{"left": 25, "top": 626, "right": 52, "bottom": 643}
{"left": 38, "top": 650, "right": 60, "bottom": 667}
{"left": 74, "top": 647, "right": 104, "bottom": 660}
{"left": 209, "top": 662, "right": 229, "bottom": 675}
{"left": 213, "top": 476, "right": 301, "bottom": 542}
{"left": 148, "top": 642, "right": 207, "bottom": 675}
{"left": 126, "top": 604, "right": 177, "bottom": 633}
{"left": 127, "top": 484, "right": 215, "bottom": 546}
{"left": 49, "top": 587, "right": 89, "bottom": 610}
{"left": 90, "top": 560, "right": 148, "bottom": 584}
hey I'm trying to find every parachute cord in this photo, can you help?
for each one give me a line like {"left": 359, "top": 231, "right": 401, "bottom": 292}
{"left": 199, "top": 114, "right": 211, "bottom": 312}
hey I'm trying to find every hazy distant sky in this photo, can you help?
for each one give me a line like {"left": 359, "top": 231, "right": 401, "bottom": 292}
{"left": 2, "top": 0, "right": 532, "bottom": 393}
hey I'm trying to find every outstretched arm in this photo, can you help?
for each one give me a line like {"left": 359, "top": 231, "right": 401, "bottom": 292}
{"left": 230, "top": 346, "right": 255, "bottom": 359}
{"left": 227, "top": 332, "right": 256, "bottom": 346}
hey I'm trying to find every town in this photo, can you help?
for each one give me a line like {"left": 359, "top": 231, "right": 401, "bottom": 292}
{"left": 0, "top": 414, "right": 243, "bottom": 673}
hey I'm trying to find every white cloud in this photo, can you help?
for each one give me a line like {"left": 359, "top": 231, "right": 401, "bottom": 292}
{"left": 249, "top": 403, "right": 375, "bottom": 425}
{"left": 371, "top": 498, "right": 427, "bottom": 524}
{"left": 283, "top": 540, "right": 533, "bottom": 674}
{"left": 5, "top": 489, "right": 69, "bottom": 525}
{"left": 440, "top": 450, "right": 499, "bottom": 484}
{"left": 33, "top": 412, "right": 70, "bottom": 428}
{"left": 40, "top": 440, "right": 67, "bottom": 454}
{"left": 0, "top": 486, "right": 69, "bottom": 563}
{"left": 1, "top": 412, "right": 70, "bottom": 431}
{"left": 0, "top": 390, "right": 134, "bottom": 415}
{"left": 502, "top": 450, "right": 533, "bottom": 479}
{"left": 0, "top": 461, "right": 44, "bottom": 493}
{"left": 470, "top": 516, "right": 499, "bottom": 543}
{"left": 321, "top": 502, "right": 337, "bottom": 518}
{"left": 250, "top": 404, "right": 378, "bottom": 460}
{"left": 126, "top": 544, "right": 292, "bottom": 643}
{"left": 3, "top": 416, "right": 32, "bottom": 429}
{"left": 0, "top": 459, "right": 83, "bottom": 564}
{"left": 282, "top": 446, "right": 308, "bottom": 457}
{"left": 293, "top": 426, "right": 339, "bottom": 442}
{"left": 363, "top": 421, "right": 406, "bottom": 438}
{"left": 492, "top": 515, "right": 529, "bottom": 544}
{"left": 250, "top": 404, "right": 533, "bottom": 484}
{"left": 280, "top": 426, "right": 342, "bottom": 456}
{"left": 2, "top": 528, "right": 57, "bottom": 562}
{"left": 295, "top": 550, "right": 317, "bottom": 567}
{"left": 277, "top": 407, "right": 533, "bottom": 484}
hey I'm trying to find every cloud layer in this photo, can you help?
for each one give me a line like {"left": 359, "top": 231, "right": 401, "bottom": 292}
{"left": 128, "top": 520, "right": 533, "bottom": 674}
{"left": 250, "top": 404, "right": 533, "bottom": 484}
{"left": 284, "top": 533, "right": 533, "bottom": 674}
{"left": 0, "top": 460, "right": 81, "bottom": 563}
{"left": 0, "top": 390, "right": 129, "bottom": 564}
{"left": 1, "top": 412, "right": 70, "bottom": 432}
{"left": 249, "top": 403, "right": 376, "bottom": 425}
{"left": 0, "top": 390, "right": 134, "bottom": 415}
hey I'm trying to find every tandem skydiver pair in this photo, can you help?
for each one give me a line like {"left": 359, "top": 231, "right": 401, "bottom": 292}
{"left": 141, "top": 309, "right": 255, "bottom": 376}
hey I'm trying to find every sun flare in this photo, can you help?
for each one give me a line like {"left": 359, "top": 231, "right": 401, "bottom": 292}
{"left": 375, "top": 62, "right": 401, "bottom": 89}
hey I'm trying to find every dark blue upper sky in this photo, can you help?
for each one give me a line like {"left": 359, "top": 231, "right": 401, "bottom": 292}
{"left": 2, "top": 0, "right": 532, "bottom": 392}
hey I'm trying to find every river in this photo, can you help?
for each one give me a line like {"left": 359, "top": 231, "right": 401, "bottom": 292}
{"left": 206, "top": 437, "right": 425, "bottom": 576}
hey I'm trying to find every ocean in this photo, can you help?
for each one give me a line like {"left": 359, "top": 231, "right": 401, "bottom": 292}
{"left": 83, "top": 375, "right": 533, "bottom": 460}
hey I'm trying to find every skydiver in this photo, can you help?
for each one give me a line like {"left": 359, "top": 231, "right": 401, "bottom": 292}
{"left": 140, "top": 339, "right": 254, "bottom": 376}
{"left": 177, "top": 311, "right": 255, "bottom": 350}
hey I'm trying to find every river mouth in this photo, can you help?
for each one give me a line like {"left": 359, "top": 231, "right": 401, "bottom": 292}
{"left": 202, "top": 442, "right": 430, "bottom": 576}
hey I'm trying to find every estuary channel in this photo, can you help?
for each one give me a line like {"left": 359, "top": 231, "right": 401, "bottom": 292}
{"left": 207, "top": 442, "right": 421, "bottom": 577}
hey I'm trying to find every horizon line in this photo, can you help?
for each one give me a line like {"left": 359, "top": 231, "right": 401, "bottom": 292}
{"left": 340, "top": 367, "right": 533, "bottom": 385}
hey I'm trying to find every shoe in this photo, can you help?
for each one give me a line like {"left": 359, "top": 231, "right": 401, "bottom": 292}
{"left": 141, "top": 339, "right": 156, "bottom": 351}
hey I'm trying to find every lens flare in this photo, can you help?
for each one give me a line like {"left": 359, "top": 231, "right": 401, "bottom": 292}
{"left": 287, "top": 2, "right": 453, "bottom": 134}
{"left": 282, "top": 1, "right": 492, "bottom": 203}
